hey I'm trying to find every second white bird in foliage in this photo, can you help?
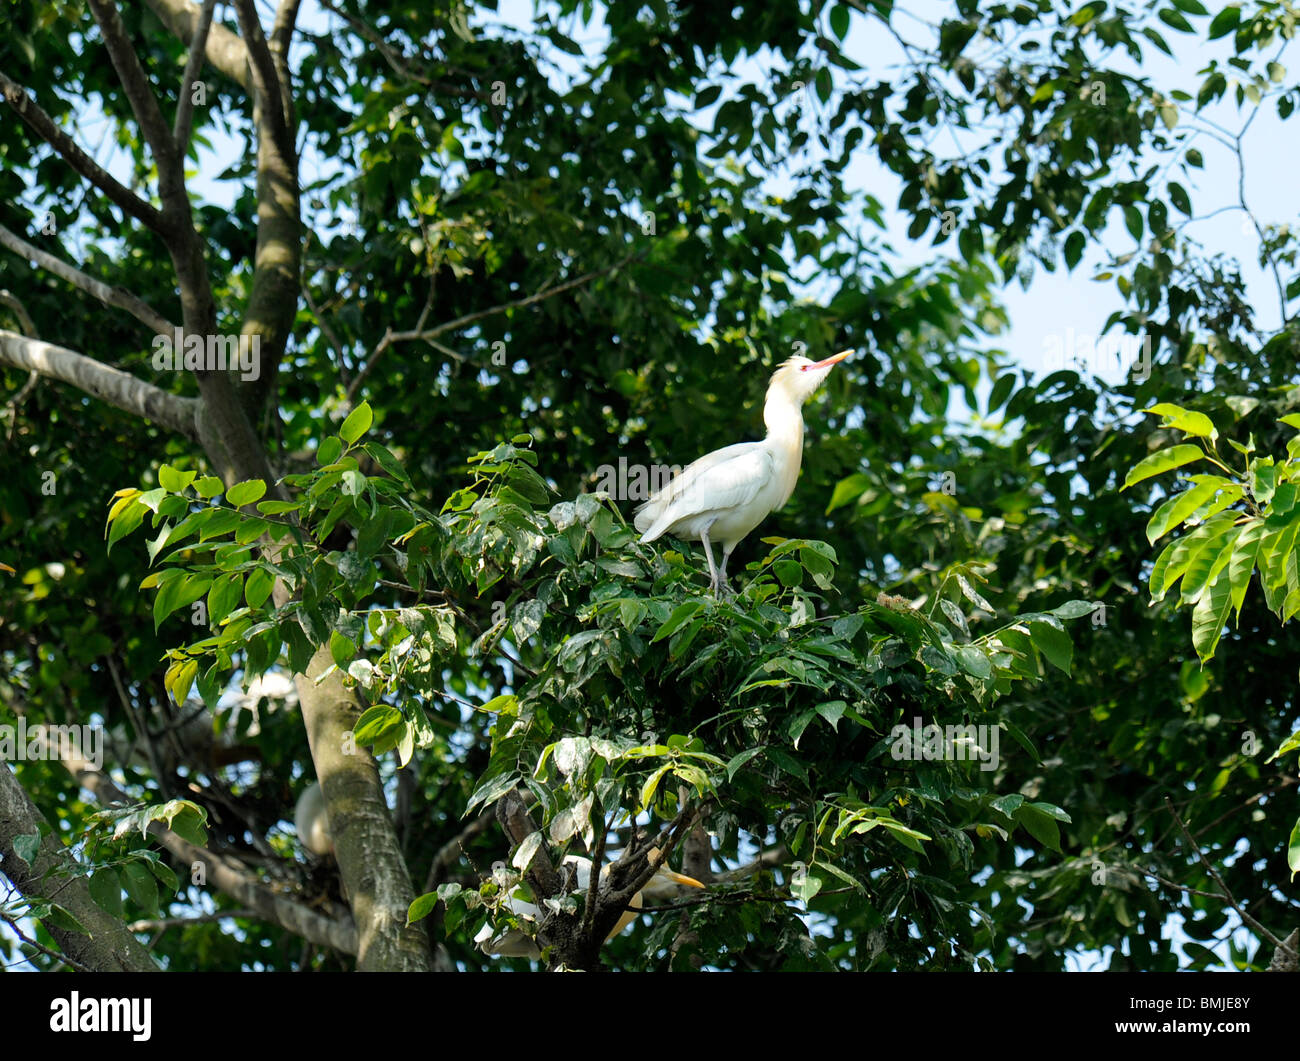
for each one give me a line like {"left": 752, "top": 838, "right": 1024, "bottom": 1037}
{"left": 475, "top": 853, "right": 704, "bottom": 959}
{"left": 635, "top": 350, "right": 852, "bottom": 596}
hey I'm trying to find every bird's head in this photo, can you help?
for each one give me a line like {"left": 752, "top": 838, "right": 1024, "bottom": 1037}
{"left": 769, "top": 349, "right": 852, "bottom": 405}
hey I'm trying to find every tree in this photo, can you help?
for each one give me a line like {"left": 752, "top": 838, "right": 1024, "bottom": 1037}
{"left": 1, "top": 0, "right": 1296, "bottom": 971}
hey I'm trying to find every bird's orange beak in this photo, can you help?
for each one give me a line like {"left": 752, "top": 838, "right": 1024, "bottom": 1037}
{"left": 810, "top": 349, "right": 852, "bottom": 370}
{"left": 661, "top": 869, "right": 706, "bottom": 889}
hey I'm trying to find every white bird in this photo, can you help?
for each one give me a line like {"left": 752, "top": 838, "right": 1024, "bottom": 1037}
{"left": 475, "top": 853, "right": 705, "bottom": 959}
{"left": 634, "top": 350, "right": 852, "bottom": 596}
{"left": 295, "top": 781, "right": 333, "bottom": 857}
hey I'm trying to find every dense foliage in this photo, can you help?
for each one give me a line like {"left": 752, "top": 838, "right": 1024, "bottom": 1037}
{"left": 1, "top": 0, "right": 1297, "bottom": 971}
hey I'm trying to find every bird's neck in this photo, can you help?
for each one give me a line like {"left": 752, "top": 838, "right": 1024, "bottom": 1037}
{"left": 763, "top": 392, "right": 805, "bottom": 507}
{"left": 764, "top": 392, "right": 806, "bottom": 450}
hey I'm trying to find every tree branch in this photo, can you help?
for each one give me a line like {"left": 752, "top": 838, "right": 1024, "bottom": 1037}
{"left": 0, "top": 330, "right": 198, "bottom": 440}
{"left": 173, "top": 0, "right": 218, "bottom": 155}
{"left": 231, "top": 0, "right": 289, "bottom": 147}
{"left": 63, "top": 752, "right": 359, "bottom": 955}
{"left": 88, "top": 0, "right": 179, "bottom": 181}
{"left": 228, "top": 0, "right": 301, "bottom": 419}
{"left": 271, "top": 0, "right": 302, "bottom": 122}
{"left": 0, "top": 70, "right": 168, "bottom": 234}
{"left": 1165, "top": 797, "right": 1284, "bottom": 951}
{"left": 143, "top": 0, "right": 252, "bottom": 92}
{"left": 0, "top": 223, "right": 176, "bottom": 336}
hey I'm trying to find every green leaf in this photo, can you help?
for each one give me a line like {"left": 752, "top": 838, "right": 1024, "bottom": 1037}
{"left": 226, "top": 479, "right": 267, "bottom": 507}
{"left": 1208, "top": 6, "right": 1240, "bottom": 38}
{"left": 879, "top": 818, "right": 930, "bottom": 852}
{"left": 1122, "top": 444, "right": 1205, "bottom": 490}
{"left": 790, "top": 866, "right": 822, "bottom": 903}
{"left": 829, "top": 4, "right": 850, "bottom": 40}
{"left": 1052, "top": 600, "right": 1098, "bottom": 619}
{"left": 158, "top": 465, "right": 195, "bottom": 493}
{"left": 1169, "top": 182, "right": 1192, "bottom": 215}
{"left": 88, "top": 869, "right": 123, "bottom": 917}
{"left": 1150, "top": 513, "right": 1236, "bottom": 601}
{"left": 408, "top": 890, "right": 441, "bottom": 925}
{"left": 330, "top": 629, "right": 356, "bottom": 665}
{"left": 1063, "top": 230, "right": 1085, "bottom": 270}
{"left": 120, "top": 861, "right": 159, "bottom": 916}
{"left": 951, "top": 643, "right": 992, "bottom": 679}
{"left": 317, "top": 436, "right": 344, "bottom": 466}
{"left": 651, "top": 601, "right": 704, "bottom": 643}
{"left": 991, "top": 793, "right": 1024, "bottom": 818}
{"left": 694, "top": 84, "right": 722, "bottom": 108}
{"left": 340, "top": 402, "right": 373, "bottom": 444}
{"left": 725, "top": 747, "right": 764, "bottom": 780}
{"left": 194, "top": 475, "right": 225, "bottom": 498}
{"left": 257, "top": 499, "right": 301, "bottom": 515}
{"left": 639, "top": 763, "right": 673, "bottom": 811}
{"left": 1028, "top": 620, "right": 1072, "bottom": 675}
{"left": 956, "top": 574, "right": 993, "bottom": 613}
{"left": 154, "top": 575, "right": 211, "bottom": 631}
{"left": 1015, "top": 804, "right": 1062, "bottom": 851}
{"left": 354, "top": 705, "right": 404, "bottom": 744}
{"left": 477, "top": 694, "right": 519, "bottom": 715}
{"left": 825, "top": 472, "right": 872, "bottom": 513}
{"left": 1191, "top": 556, "right": 1235, "bottom": 662}
{"left": 245, "top": 567, "right": 275, "bottom": 609}
{"left": 207, "top": 574, "right": 243, "bottom": 626}
{"left": 1179, "top": 521, "right": 1240, "bottom": 604}
{"left": 1146, "top": 479, "right": 1230, "bottom": 544}
{"left": 106, "top": 500, "right": 146, "bottom": 553}
{"left": 13, "top": 831, "right": 40, "bottom": 865}
{"left": 1145, "top": 402, "right": 1218, "bottom": 441}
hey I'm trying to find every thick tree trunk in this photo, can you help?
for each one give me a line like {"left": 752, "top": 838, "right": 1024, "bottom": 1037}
{"left": 0, "top": 762, "right": 159, "bottom": 972}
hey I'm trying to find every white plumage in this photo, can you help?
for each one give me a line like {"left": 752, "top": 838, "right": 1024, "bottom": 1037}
{"left": 475, "top": 853, "right": 704, "bottom": 959}
{"left": 635, "top": 351, "right": 851, "bottom": 595}
{"left": 295, "top": 781, "right": 333, "bottom": 857}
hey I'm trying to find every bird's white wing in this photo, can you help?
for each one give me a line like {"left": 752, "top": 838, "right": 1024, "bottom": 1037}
{"left": 637, "top": 446, "right": 774, "bottom": 542}
{"left": 634, "top": 441, "right": 760, "bottom": 534}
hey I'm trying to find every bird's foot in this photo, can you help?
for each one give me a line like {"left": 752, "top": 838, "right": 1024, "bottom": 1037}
{"left": 713, "top": 579, "right": 736, "bottom": 601}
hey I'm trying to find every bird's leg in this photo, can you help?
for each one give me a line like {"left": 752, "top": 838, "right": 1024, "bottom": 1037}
{"left": 699, "top": 526, "right": 721, "bottom": 597}
{"left": 717, "top": 547, "right": 736, "bottom": 599}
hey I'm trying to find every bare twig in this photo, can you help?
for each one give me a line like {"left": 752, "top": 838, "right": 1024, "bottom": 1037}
{"left": 0, "top": 223, "right": 176, "bottom": 336}
{"left": 0, "top": 289, "right": 40, "bottom": 442}
{"left": 422, "top": 811, "right": 495, "bottom": 893}
{"left": 127, "top": 908, "right": 257, "bottom": 932}
{"left": 1165, "top": 797, "right": 1284, "bottom": 950}
{"left": 344, "top": 252, "right": 638, "bottom": 403}
{"left": 0, "top": 909, "right": 94, "bottom": 972}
